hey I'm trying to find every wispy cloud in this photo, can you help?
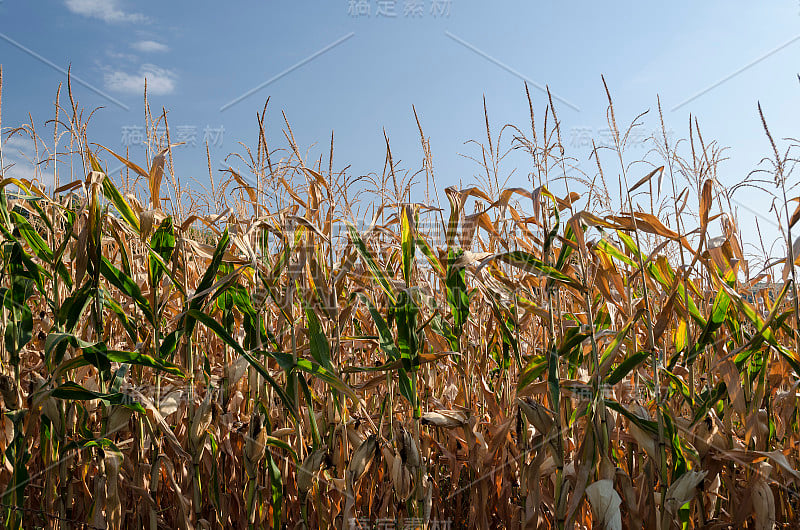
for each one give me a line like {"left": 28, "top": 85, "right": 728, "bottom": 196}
{"left": 104, "top": 64, "right": 177, "bottom": 96}
{"left": 132, "top": 40, "right": 169, "bottom": 53}
{"left": 64, "top": 0, "right": 146, "bottom": 24}
{"left": 1, "top": 135, "right": 50, "bottom": 187}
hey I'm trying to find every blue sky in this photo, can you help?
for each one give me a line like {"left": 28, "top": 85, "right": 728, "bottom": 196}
{"left": 0, "top": 0, "right": 799, "bottom": 255}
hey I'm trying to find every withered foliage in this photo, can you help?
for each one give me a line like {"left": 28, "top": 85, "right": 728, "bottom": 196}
{"left": 0, "top": 74, "right": 799, "bottom": 529}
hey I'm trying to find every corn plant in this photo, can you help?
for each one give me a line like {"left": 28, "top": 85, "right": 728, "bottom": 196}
{"left": 0, "top": 71, "right": 798, "bottom": 529}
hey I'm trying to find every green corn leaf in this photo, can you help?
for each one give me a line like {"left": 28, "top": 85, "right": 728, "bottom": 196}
{"left": 395, "top": 290, "right": 420, "bottom": 371}
{"left": 297, "top": 376, "right": 321, "bottom": 448}
{"left": 400, "top": 205, "right": 416, "bottom": 286}
{"left": 0, "top": 229, "right": 48, "bottom": 292}
{"left": 186, "top": 308, "right": 298, "bottom": 420}
{"left": 416, "top": 236, "right": 445, "bottom": 276}
{"left": 663, "top": 370, "right": 693, "bottom": 408}
{"left": 183, "top": 229, "right": 230, "bottom": 335}
{"left": 100, "top": 257, "right": 154, "bottom": 325}
{"left": 264, "top": 436, "right": 298, "bottom": 463}
{"left": 149, "top": 217, "right": 176, "bottom": 288}
{"left": 690, "top": 382, "right": 727, "bottom": 428}
{"left": 360, "top": 293, "right": 417, "bottom": 408}
{"left": 517, "top": 355, "right": 548, "bottom": 392}
{"left": 597, "top": 319, "right": 635, "bottom": 375}
{"left": 446, "top": 249, "right": 470, "bottom": 338}
{"left": 543, "top": 192, "right": 561, "bottom": 257}
{"left": 159, "top": 329, "right": 183, "bottom": 360}
{"left": 488, "top": 300, "right": 521, "bottom": 370}
{"left": 9, "top": 210, "right": 53, "bottom": 263}
{"left": 554, "top": 222, "right": 576, "bottom": 270}
{"left": 58, "top": 283, "right": 93, "bottom": 335}
{"left": 9, "top": 204, "right": 71, "bottom": 290}
{"left": 51, "top": 382, "right": 145, "bottom": 413}
{"left": 271, "top": 351, "right": 356, "bottom": 400}
{"left": 102, "top": 292, "right": 138, "bottom": 344}
{"left": 604, "top": 399, "right": 659, "bottom": 435}
{"left": 347, "top": 223, "right": 396, "bottom": 304}
{"left": 266, "top": 449, "right": 283, "bottom": 530}
{"left": 45, "top": 332, "right": 183, "bottom": 375}
{"left": 493, "top": 251, "right": 585, "bottom": 292}
{"left": 607, "top": 233, "right": 706, "bottom": 326}
{"left": 104, "top": 350, "right": 184, "bottom": 376}
{"left": 605, "top": 351, "right": 650, "bottom": 386}
{"left": 594, "top": 238, "right": 637, "bottom": 268}
{"left": 686, "top": 287, "right": 732, "bottom": 365}
{"left": 101, "top": 174, "right": 141, "bottom": 233}
{"left": 557, "top": 327, "right": 590, "bottom": 359}
{"left": 304, "top": 302, "right": 334, "bottom": 372}
{"left": 547, "top": 346, "right": 560, "bottom": 411}
{"left": 362, "top": 294, "right": 401, "bottom": 361}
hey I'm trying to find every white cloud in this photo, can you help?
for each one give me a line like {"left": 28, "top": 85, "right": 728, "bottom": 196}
{"left": 64, "top": 0, "right": 146, "bottom": 23}
{"left": 4, "top": 136, "right": 34, "bottom": 151}
{"left": 105, "top": 50, "right": 139, "bottom": 62}
{"left": 132, "top": 40, "right": 169, "bottom": 53}
{"left": 1, "top": 135, "right": 52, "bottom": 188}
{"left": 104, "top": 64, "right": 177, "bottom": 96}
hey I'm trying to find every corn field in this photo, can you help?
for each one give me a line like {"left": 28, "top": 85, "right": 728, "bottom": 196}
{"left": 1, "top": 71, "right": 800, "bottom": 529}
